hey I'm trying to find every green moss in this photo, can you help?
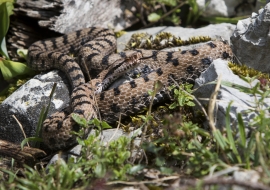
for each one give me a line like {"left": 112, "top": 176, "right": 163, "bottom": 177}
{"left": 228, "top": 62, "right": 269, "bottom": 79}
{"left": 125, "top": 31, "right": 211, "bottom": 50}
{"left": 115, "top": 30, "right": 127, "bottom": 38}
{"left": 0, "top": 78, "right": 30, "bottom": 104}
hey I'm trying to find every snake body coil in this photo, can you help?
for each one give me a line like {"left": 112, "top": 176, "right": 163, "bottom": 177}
{"left": 27, "top": 27, "right": 233, "bottom": 150}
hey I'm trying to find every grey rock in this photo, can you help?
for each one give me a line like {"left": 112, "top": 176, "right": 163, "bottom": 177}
{"left": 118, "top": 23, "right": 235, "bottom": 51}
{"left": 0, "top": 71, "right": 71, "bottom": 144}
{"left": 232, "top": 170, "right": 260, "bottom": 190}
{"left": 197, "top": 0, "right": 264, "bottom": 17}
{"left": 47, "top": 128, "right": 142, "bottom": 166}
{"left": 0, "top": 24, "right": 235, "bottom": 145}
{"left": 231, "top": 3, "right": 270, "bottom": 72}
{"left": 194, "top": 59, "right": 270, "bottom": 131}
{"left": 53, "top": 0, "right": 137, "bottom": 33}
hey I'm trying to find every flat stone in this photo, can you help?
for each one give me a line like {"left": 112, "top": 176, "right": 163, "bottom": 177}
{"left": 194, "top": 59, "right": 270, "bottom": 131}
{"left": 117, "top": 23, "right": 235, "bottom": 51}
{"left": 0, "top": 71, "right": 70, "bottom": 144}
{"left": 53, "top": 0, "right": 138, "bottom": 33}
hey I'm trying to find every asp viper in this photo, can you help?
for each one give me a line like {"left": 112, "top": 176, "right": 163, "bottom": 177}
{"left": 27, "top": 27, "right": 233, "bottom": 150}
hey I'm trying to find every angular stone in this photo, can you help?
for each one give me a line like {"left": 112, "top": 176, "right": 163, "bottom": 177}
{"left": 0, "top": 71, "right": 71, "bottom": 144}
{"left": 194, "top": 59, "right": 270, "bottom": 131}
{"left": 231, "top": 3, "right": 270, "bottom": 73}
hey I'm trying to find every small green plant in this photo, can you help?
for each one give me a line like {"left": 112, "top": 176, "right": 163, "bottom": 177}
{"left": 72, "top": 115, "right": 132, "bottom": 180}
{"left": 20, "top": 83, "right": 58, "bottom": 149}
{"left": 144, "top": 0, "right": 182, "bottom": 26}
{"left": 1, "top": 119, "right": 134, "bottom": 189}
{"left": 0, "top": 1, "right": 36, "bottom": 103}
{"left": 228, "top": 62, "right": 270, "bottom": 79}
{"left": 0, "top": 0, "right": 13, "bottom": 59}
{"left": 0, "top": 1, "right": 34, "bottom": 80}
{"left": 2, "top": 76, "right": 270, "bottom": 188}
{"left": 140, "top": 0, "right": 245, "bottom": 27}
{"left": 139, "top": 76, "right": 270, "bottom": 178}
{"left": 168, "top": 83, "right": 195, "bottom": 109}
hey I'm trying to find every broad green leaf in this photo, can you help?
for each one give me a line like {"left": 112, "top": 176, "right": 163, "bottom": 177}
{"left": 17, "top": 49, "right": 28, "bottom": 60}
{"left": 95, "top": 163, "right": 106, "bottom": 177}
{"left": 101, "top": 121, "right": 112, "bottom": 129}
{"left": 0, "top": 59, "right": 35, "bottom": 80}
{"left": 5, "top": 1, "right": 14, "bottom": 16}
{"left": 72, "top": 113, "right": 87, "bottom": 126}
{"left": 0, "top": 0, "right": 15, "bottom": 5}
{"left": 148, "top": 13, "right": 161, "bottom": 22}
{"left": 0, "top": 2, "right": 9, "bottom": 58}
{"left": 187, "top": 101, "right": 195, "bottom": 106}
{"left": 128, "top": 164, "right": 144, "bottom": 174}
{"left": 0, "top": 36, "right": 9, "bottom": 59}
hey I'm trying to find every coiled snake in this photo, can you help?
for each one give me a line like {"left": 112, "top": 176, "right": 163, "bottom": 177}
{"left": 27, "top": 27, "right": 233, "bottom": 150}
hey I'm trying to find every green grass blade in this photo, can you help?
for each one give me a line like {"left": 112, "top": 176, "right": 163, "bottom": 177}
{"left": 237, "top": 113, "right": 246, "bottom": 147}
{"left": 213, "top": 130, "right": 226, "bottom": 150}
{"left": 34, "top": 83, "right": 57, "bottom": 147}
{"left": 21, "top": 137, "right": 43, "bottom": 150}
{"left": 225, "top": 101, "right": 242, "bottom": 163}
{"left": 200, "top": 15, "right": 248, "bottom": 24}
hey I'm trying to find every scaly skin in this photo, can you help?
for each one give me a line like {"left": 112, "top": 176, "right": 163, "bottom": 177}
{"left": 27, "top": 27, "right": 233, "bottom": 150}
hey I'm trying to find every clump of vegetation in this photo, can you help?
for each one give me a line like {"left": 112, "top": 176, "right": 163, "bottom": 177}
{"left": 2, "top": 75, "right": 270, "bottom": 189}
{"left": 126, "top": 31, "right": 211, "bottom": 50}
{"left": 138, "top": 0, "right": 244, "bottom": 28}
{"left": 228, "top": 62, "right": 269, "bottom": 79}
{"left": 2, "top": 0, "right": 270, "bottom": 189}
{"left": 0, "top": 78, "right": 31, "bottom": 103}
{"left": 0, "top": 1, "right": 36, "bottom": 103}
{"left": 0, "top": 131, "right": 133, "bottom": 189}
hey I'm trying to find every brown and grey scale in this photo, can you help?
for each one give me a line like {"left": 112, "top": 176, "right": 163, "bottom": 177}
{"left": 27, "top": 27, "right": 233, "bottom": 150}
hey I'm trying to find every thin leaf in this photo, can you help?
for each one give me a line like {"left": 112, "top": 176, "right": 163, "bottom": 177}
{"left": 34, "top": 83, "right": 57, "bottom": 147}
{"left": 35, "top": 106, "right": 46, "bottom": 139}
{"left": 210, "top": 80, "right": 255, "bottom": 94}
{"left": 225, "top": 101, "right": 242, "bottom": 163}
{"left": 0, "top": 36, "right": 9, "bottom": 59}
{"left": 21, "top": 137, "right": 43, "bottom": 150}
{"left": 200, "top": 16, "right": 247, "bottom": 24}
{"left": 213, "top": 130, "right": 226, "bottom": 150}
{"left": 0, "top": 168, "right": 16, "bottom": 183}
{"left": 237, "top": 113, "right": 246, "bottom": 147}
